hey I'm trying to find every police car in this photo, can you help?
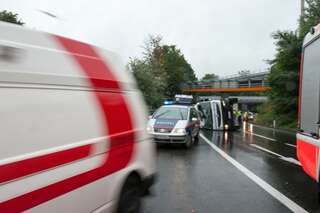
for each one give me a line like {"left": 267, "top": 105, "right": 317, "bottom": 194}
{"left": 147, "top": 95, "right": 201, "bottom": 148}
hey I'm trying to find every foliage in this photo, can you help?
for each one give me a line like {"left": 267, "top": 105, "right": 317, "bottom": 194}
{"left": 129, "top": 59, "right": 164, "bottom": 108}
{"left": 201, "top": 73, "right": 218, "bottom": 81}
{"left": 0, "top": 10, "right": 24, "bottom": 25}
{"left": 255, "top": 102, "right": 297, "bottom": 130}
{"left": 300, "top": 0, "right": 320, "bottom": 36}
{"left": 268, "top": 31, "right": 301, "bottom": 115}
{"left": 129, "top": 35, "right": 197, "bottom": 110}
{"left": 258, "top": 0, "right": 320, "bottom": 129}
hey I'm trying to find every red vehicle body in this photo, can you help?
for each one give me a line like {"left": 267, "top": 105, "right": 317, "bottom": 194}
{"left": 297, "top": 23, "right": 320, "bottom": 182}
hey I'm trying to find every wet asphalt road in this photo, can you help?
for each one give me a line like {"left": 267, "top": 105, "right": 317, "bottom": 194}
{"left": 143, "top": 123, "right": 320, "bottom": 213}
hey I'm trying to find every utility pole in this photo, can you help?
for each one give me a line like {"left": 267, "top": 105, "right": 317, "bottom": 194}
{"left": 300, "top": 0, "right": 305, "bottom": 36}
{"left": 301, "top": 0, "right": 305, "bottom": 19}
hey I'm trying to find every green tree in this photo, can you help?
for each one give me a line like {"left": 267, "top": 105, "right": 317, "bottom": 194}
{"left": 129, "top": 35, "right": 197, "bottom": 109}
{"left": 300, "top": 0, "right": 320, "bottom": 37}
{"left": 129, "top": 58, "right": 163, "bottom": 108}
{"left": 258, "top": 0, "right": 320, "bottom": 129}
{"left": 0, "top": 10, "right": 24, "bottom": 25}
{"left": 201, "top": 73, "right": 218, "bottom": 81}
{"left": 268, "top": 31, "right": 301, "bottom": 115}
{"left": 160, "top": 44, "right": 196, "bottom": 97}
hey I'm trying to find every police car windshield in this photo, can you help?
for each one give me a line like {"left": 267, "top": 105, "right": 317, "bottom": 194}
{"left": 153, "top": 107, "right": 188, "bottom": 120}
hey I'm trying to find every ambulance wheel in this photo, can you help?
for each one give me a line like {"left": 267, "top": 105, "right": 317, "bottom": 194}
{"left": 117, "top": 175, "right": 142, "bottom": 213}
{"left": 194, "top": 133, "right": 199, "bottom": 145}
{"left": 184, "top": 135, "right": 193, "bottom": 149}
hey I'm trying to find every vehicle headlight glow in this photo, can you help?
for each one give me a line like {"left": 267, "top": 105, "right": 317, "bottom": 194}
{"left": 146, "top": 126, "right": 153, "bottom": 133}
{"left": 174, "top": 128, "right": 186, "bottom": 134}
{"left": 224, "top": 124, "right": 229, "bottom": 130}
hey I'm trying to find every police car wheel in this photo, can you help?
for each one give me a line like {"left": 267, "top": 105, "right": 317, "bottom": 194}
{"left": 184, "top": 135, "right": 193, "bottom": 148}
{"left": 117, "top": 175, "right": 142, "bottom": 213}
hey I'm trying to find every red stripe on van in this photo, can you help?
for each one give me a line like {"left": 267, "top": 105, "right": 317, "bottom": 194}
{"left": 0, "top": 144, "right": 91, "bottom": 184}
{"left": 0, "top": 36, "right": 135, "bottom": 212}
{"left": 54, "top": 36, "right": 120, "bottom": 90}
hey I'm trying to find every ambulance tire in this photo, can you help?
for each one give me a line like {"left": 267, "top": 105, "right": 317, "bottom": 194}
{"left": 117, "top": 174, "right": 142, "bottom": 213}
{"left": 184, "top": 135, "right": 193, "bottom": 149}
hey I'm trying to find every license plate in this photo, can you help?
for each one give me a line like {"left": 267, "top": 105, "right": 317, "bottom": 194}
{"left": 156, "top": 135, "right": 170, "bottom": 140}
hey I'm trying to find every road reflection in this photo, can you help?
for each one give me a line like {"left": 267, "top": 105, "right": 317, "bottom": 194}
{"left": 201, "top": 125, "right": 319, "bottom": 212}
{"left": 201, "top": 130, "right": 234, "bottom": 154}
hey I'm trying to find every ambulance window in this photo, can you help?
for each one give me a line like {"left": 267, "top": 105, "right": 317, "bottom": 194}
{"left": 300, "top": 39, "right": 320, "bottom": 134}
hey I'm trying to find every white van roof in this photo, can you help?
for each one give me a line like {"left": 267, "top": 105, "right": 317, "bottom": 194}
{"left": 0, "top": 21, "right": 135, "bottom": 90}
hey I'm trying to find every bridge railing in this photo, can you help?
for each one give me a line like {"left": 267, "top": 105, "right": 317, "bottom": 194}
{"left": 184, "top": 81, "right": 270, "bottom": 89}
{"left": 201, "top": 70, "right": 270, "bottom": 82}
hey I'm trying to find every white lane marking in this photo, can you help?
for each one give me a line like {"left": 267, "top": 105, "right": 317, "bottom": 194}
{"left": 250, "top": 144, "right": 282, "bottom": 157}
{"left": 250, "top": 144, "right": 301, "bottom": 166}
{"left": 245, "top": 131, "right": 276, "bottom": 142}
{"left": 245, "top": 131, "right": 297, "bottom": 149}
{"left": 285, "top": 143, "right": 297, "bottom": 148}
{"left": 200, "top": 134, "right": 307, "bottom": 213}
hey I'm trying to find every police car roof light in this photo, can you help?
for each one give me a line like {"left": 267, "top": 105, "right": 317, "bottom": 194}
{"left": 164, "top": 100, "right": 174, "bottom": 105}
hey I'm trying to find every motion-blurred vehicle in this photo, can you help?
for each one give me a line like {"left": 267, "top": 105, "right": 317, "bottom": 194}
{"left": 147, "top": 97, "right": 201, "bottom": 148}
{"left": 0, "top": 21, "right": 155, "bottom": 213}
{"left": 297, "top": 23, "right": 320, "bottom": 186}
{"left": 196, "top": 98, "right": 239, "bottom": 131}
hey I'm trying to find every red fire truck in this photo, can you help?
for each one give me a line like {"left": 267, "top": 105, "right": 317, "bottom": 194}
{"left": 297, "top": 23, "right": 320, "bottom": 185}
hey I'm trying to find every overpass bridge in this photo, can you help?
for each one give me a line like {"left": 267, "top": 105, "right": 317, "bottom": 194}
{"left": 199, "top": 96, "right": 268, "bottom": 104}
{"left": 183, "top": 71, "right": 271, "bottom": 93}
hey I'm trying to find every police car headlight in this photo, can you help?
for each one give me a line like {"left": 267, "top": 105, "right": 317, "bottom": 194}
{"left": 146, "top": 126, "right": 153, "bottom": 133}
{"left": 174, "top": 128, "right": 186, "bottom": 134}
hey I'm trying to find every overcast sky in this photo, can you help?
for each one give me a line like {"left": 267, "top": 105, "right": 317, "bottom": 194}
{"left": 1, "top": 0, "right": 300, "bottom": 78}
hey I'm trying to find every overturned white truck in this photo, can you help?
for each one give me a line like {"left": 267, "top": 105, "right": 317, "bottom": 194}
{"left": 196, "top": 98, "right": 240, "bottom": 131}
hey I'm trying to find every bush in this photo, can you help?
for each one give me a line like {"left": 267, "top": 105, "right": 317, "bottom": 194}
{"left": 255, "top": 103, "right": 297, "bottom": 130}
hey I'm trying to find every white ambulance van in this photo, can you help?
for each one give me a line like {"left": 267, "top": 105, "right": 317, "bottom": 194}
{"left": 0, "top": 21, "right": 156, "bottom": 213}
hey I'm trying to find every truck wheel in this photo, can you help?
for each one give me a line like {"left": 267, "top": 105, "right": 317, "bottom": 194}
{"left": 184, "top": 135, "right": 193, "bottom": 149}
{"left": 117, "top": 175, "right": 142, "bottom": 213}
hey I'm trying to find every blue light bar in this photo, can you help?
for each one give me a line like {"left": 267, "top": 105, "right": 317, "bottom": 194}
{"left": 164, "top": 100, "right": 174, "bottom": 105}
